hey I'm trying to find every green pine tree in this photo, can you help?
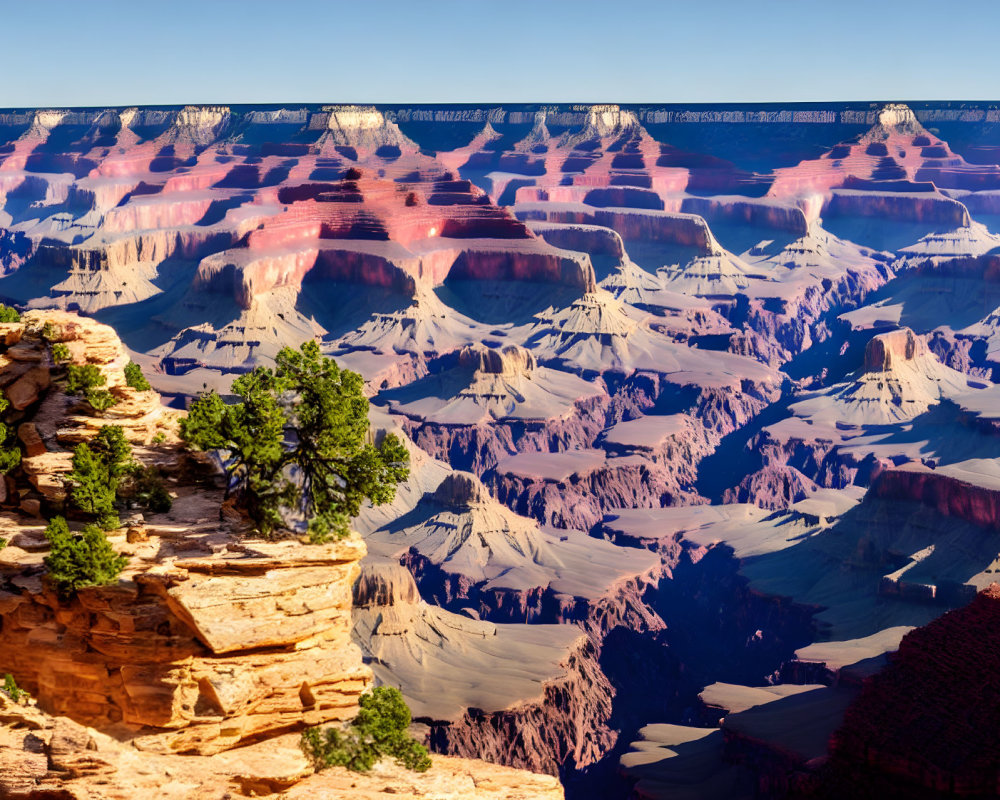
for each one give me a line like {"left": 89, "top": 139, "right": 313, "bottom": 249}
{"left": 181, "top": 341, "right": 409, "bottom": 540}
{"left": 91, "top": 425, "right": 134, "bottom": 477}
{"left": 67, "top": 443, "right": 119, "bottom": 529}
{"left": 124, "top": 361, "right": 152, "bottom": 391}
{"left": 65, "top": 364, "right": 105, "bottom": 395}
{"left": 0, "top": 396, "right": 20, "bottom": 475}
{"left": 43, "top": 516, "right": 127, "bottom": 596}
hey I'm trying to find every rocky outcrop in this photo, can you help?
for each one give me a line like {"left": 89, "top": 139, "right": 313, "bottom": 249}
{"left": 367, "top": 468, "right": 662, "bottom": 625}
{"left": 0, "top": 311, "right": 182, "bottom": 511}
{"left": 0, "top": 692, "right": 564, "bottom": 800}
{"left": 0, "top": 311, "right": 376, "bottom": 756}
{"left": 808, "top": 585, "right": 1000, "bottom": 798}
{"left": 432, "top": 638, "right": 616, "bottom": 778}
{"left": 870, "top": 462, "right": 1000, "bottom": 531}
{"left": 0, "top": 509, "right": 373, "bottom": 755}
{"left": 723, "top": 464, "right": 819, "bottom": 509}
{"left": 352, "top": 560, "right": 614, "bottom": 778}
{"left": 383, "top": 343, "right": 610, "bottom": 475}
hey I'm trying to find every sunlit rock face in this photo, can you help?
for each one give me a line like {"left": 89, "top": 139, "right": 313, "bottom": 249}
{"left": 5, "top": 102, "right": 1000, "bottom": 800}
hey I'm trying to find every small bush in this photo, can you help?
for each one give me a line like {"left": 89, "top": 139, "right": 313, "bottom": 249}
{"left": 40, "top": 321, "right": 60, "bottom": 342}
{"left": 0, "top": 396, "right": 20, "bottom": 475}
{"left": 69, "top": 427, "right": 169, "bottom": 521}
{"left": 301, "top": 686, "right": 431, "bottom": 774}
{"left": 66, "top": 364, "right": 105, "bottom": 395}
{"left": 51, "top": 343, "right": 71, "bottom": 364}
{"left": 67, "top": 431, "right": 129, "bottom": 530}
{"left": 124, "top": 361, "right": 151, "bottom": 391}
{"left": 2, "top": 673, "right": 26, "bottom": 703}
{"left": 151, "top": 431, "right": 167, "bottom": 445}
{"left": 43, "top": 516, "right": 127, "bottom": 596}
{"left": 85, "top": 388, "right": 117, "bottom": 412}
{"left": 121, "top": 464, "right": 172, "bottom": 513}
{"left": 0, "top": 305, "right": 20, "bottom": 324}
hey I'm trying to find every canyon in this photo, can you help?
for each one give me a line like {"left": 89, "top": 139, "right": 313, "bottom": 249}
{"left": 2, "top": 101, "right": 1000, "bottom": 797}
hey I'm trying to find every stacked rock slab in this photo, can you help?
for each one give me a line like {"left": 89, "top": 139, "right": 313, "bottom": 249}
{"left": 0, "top": 690, "right": 565, "bottom": 800}
{"left": 0, "top": 493, "right": 373, "bottom": 758}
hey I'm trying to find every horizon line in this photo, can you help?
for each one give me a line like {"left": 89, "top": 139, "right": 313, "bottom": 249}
{"left": 3, "top": 99, "right": 1000, "bottom": 112}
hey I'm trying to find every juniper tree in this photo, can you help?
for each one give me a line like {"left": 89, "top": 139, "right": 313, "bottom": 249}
{"left": 67, "top": 443, "right": 119, "bottom": 529}
{"left": 43, "top": 516, "right": 127, "bottom": 596}
{"left": 68, "top": 425, "right": 172, "bottom": 522}
{"left": 67, "top": 425, "right": 134, "bottom": 529}
{"left": 300, "top": 686, "right": 430, "bottom": 773}
{"left": 50, "top": 343, "right": 70, "bottom": 364}
{"left": 181, "top": 341, "right": 409, "bottom": 540}
{"left": 0, "top": 396, "right": 20, "bottom": 475}
{"left": 124, "top": 361, "right": 151, "bottom": 391}
{"left": 65, "top": 364, "right": 105, "bottom": 395}
{"left": 91, "top": 425, "right": 133, "bottom": 477}
{"left": 64, "top": 364, "right": 117, "bottom": 411}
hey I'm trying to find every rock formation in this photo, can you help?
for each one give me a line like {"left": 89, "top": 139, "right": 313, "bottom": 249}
{"left": 7, "top": 101, "right": 1000, "bottom": 799}
{"left": 808, "top": 585, "right": 1000, "bottom": 798}
{"left": 0, "top": 691, "right": 564, "bottom": 800}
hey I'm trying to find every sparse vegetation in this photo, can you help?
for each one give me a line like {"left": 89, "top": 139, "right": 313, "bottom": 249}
{"left": 50, "top": 342, "right": 71, "bottom": 364}
{"left": 181, "top": 341, "right": 409, "bottom": 540}
{"left": 0, "top": 305, "right": 20, "bottom": 323}
{"left": 42, "top": 516, "right": 127, "bottom": 596}
{"left": 85, "top": 388, "right": 116, "bottom": 412}
{"left": 124, "top": 360, "right": 151, "bottom": 391}
{"left": 66, "top": 364, "right": 105, "bottom": 395}
{"left": 65, "top": 364, "right": 118, "bottom": 412}
{"left": 120, "top": 464, "right": 172, "bottom": 514}
{"left": 300, "top": 686, "right": 431, "bottom": 774}
{"left": 151, "top": 431, "right": 167, "bottom": 445}
{"left": 67, "top": 426, "right": 131, "bottom": 529}
{"left": 0, "top": 396, "right": 20, "bottom": 475}
{"left": 2, "top": 673, "right": 27, "bottom": 703}
{"left": 67, "top": 425, "right": 171, "bottom": 524}
{"left": 67, "top": 442, "right": 120, "bottom": 529}
{"left": 40, "top": 321, "right": 60, "bottom": 341}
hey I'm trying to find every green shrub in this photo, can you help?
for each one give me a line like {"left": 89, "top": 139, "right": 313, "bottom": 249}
{"left": 0, "top": 305, "right": 20, "bottom": 324}
{"left": 2, "top": 673, "right": 26, "bottom": 703}
{"left": 67, "top": 443, "right": 119, "bottom": 529}
{"left": 300, "top": 686, "right": 431, "bottom": 774}
{"left": 85, "top": 388, "right": 117, "bottom": 412}
{"left": 51, "top": 343, "right": 71, "bottom": 364}
{"left": 121, "top": 464, "right": 172, "bottom": 513}
{"left": 151, "top": 431, "right": 167, "bottom": 445}
{"left": 69, "top": 426, "right": 169, "bottom": 523}
{"left": 42, "top": 516, "right": 127, "bottom": 596}
{"left": 40, "top": 321, "right": 60, "bottom": 342}
{"left": 0, "top": 396, "right": 20, "bottom": 475}
{"left": 91, "top": 425, "right": 133, "bottom": 475}
{"left": 124, "top": 361, "right": 151, "bottom": 391}
{"left": 67, "top": 427, "right": 135, "bottom": 529}
{"left": 66, "top": 364, "right": 105, "bottom": 395}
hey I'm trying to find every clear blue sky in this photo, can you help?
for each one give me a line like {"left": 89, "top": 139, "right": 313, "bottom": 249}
{"left": 2, "top": 0, "right": 998, "bottom": 107}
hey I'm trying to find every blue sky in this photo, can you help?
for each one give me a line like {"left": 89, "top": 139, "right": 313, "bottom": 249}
{"left": 2, "top": 0, "right": 998, "bottom": 107}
